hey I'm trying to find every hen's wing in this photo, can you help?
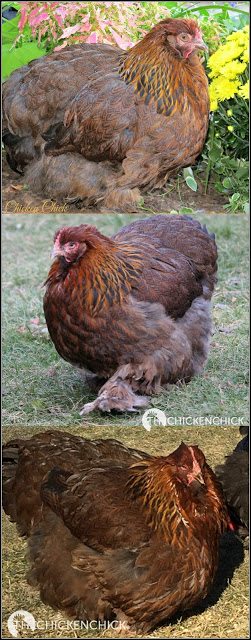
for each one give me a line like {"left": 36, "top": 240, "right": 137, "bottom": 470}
{"left": 41, "top": 465, "right": 151, "bottom": 551}
{"left": 43, "top": 71, "right": 138, "bottom": 162}
{"left": 113, "top": 215, "right": 217, "bottom": 318}
{"left": 2, "top": 430, "right": 148, "bottom": 535}
{"left": 3, "top": 44, "right": 120, "bottom": 142}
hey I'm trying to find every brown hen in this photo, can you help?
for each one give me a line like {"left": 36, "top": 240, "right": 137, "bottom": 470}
{"left": 43, "top": 214, "right": 217, "bottom": 414}
{"left": 3, "top": 18, "right": 208, "bottom": 211}
{"left": 215, "top": 426, "right": 249, "bottom": 547}
{"left": 2, "top": 431, "right": 228, "bottom": 634}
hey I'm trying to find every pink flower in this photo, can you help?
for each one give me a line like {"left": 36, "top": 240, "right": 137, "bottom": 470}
{"left": 109, "top": 28, "right": 133, "bottom": 50}
{"left": 96, "top": 19, "right": 109, "bottom": 31}
{"left": 54, "top": 42, "right": 68, "bottom": 51}
{"left": 59, "top": 24, "right": 81, "bottom": 39}
{"left": 55, "top": 6, "right": 69, "bottom": 20}
{"left": 54, "top": 14, "right": 64, "bottom": 28}
{"left": 80, "top": 21, "right": 91, "bottom": 33}
{"left": 85, "top": 32, "right": 98, "bottom": 44}
{"left": 18, "top": 6, "right": 28, "bottom": 31}
{"left": 29, "top": 12, "right": 50, "bottom": 28}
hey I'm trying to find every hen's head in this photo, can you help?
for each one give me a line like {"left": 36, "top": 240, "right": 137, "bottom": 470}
{"left": 129, "top": 442, "right": 228, "bottom": 541}
{"left": 167, "top": 442, "right": 206, "bottom": 490}
{"left": 52, "top": 225, "right": 113, "bottom": 264}
{"left": 149, "top": 18, "right": 208, "bottom": 59}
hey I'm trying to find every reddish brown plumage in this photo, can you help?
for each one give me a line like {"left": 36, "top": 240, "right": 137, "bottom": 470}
{"left": 2, "top": 431, "right": 228, "bottom": 633}
{"left": 3, "top": 18, "right": 209, "bottom": 210}
{"left": 43, "top": 214, "right": 217, "bottom": 414}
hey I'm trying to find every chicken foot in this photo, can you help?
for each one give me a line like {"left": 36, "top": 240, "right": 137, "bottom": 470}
{"left": 79, "top": 379, "right": 149, "bottom": 415}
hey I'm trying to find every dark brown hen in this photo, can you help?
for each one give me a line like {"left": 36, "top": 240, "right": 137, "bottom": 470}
{"left": 2, "top": 431, "right": 228, "bottom": 633}
{"left": 43, "top": 214, "right": 217, "bottom": 414}
{"left": 215, "top": 426, "right": 249, "bottom": 546}
{"left": 3, "top": 19, "right": 208, "bottom": 210}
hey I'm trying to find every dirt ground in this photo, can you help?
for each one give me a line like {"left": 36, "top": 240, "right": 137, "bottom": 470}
{"left": 2, "top": 155, "right": 228, "bottom": 215}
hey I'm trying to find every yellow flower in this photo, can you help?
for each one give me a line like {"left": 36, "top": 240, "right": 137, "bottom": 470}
{"left": 227, "top": 109, "right": 233, "bottom": 116}
{"left": 227, "top": 27, "right": 249, "bottom": 47}
{"left": 210, "top": 98, "right": 218, "bottom": 111}
{"left": 209, "top": 77, "right": 240, "bottom": 102}
{"left": 208, "top": 44, "right": 243, "bottom": 76}
{"left": 219, "top": 60, "right": 247, "bottom": 80}
{"left": 242, "top": 47, "right": 249, "bottom": 63}
{"left": 208, "top": 26, "right": 249, "bottom": 108}
{"left": 208, "top": 26, "right": 249, "bottom": 79}
{"left": 238, "top": 80, "right": 249, "bottom": 99}
{"left": 228, "top": 126, "right": 234, "bottom": 132}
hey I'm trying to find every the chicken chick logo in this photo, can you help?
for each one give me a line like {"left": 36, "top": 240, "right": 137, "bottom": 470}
{"left": 7, "top": 610, "right": 36, "bottom": 638}
{"left": 142, "top": 408, "right": 167, "bottom": 431}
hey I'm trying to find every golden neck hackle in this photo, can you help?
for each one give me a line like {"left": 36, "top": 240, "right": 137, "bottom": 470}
{"left": 119, "top": 29, "right": 208, "bottom": 118}
{"left": 127, "top": 458, "right": 227, "bottom": 546}
{"left": 46, "top": 235, "right": 144, "bottom": 316}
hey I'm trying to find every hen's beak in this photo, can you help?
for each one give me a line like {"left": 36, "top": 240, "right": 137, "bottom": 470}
{"left": 194, "top": 39, "right": 208, "bottom": 53}
{"left": 195, "top": 471, "right": 205, "bottom": 485}
{"left": 51, "top": 247, "right": 62, "bottom": 259}
{"left": 187, "top": 470, "right": 205, "bottom": 486}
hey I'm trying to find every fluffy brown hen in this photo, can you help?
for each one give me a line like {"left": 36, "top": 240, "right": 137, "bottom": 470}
{"left": 3, "top": 18, "right": 209, "bottom": 211}
{"left": 43, "top": 214, "right": 217, "bottom": 414}
{"left": 2, "top": 431, "right": 228, "bottom": 634}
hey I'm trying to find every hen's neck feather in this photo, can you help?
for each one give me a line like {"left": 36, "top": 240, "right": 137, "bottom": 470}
{"left": 45, "top": 236, "right": 143, "bottom": 316}
{"left": 119, "top": 30, "right": 208, "bottom": 117}
{"left": 127, "top": 458, "right": 227, "bottom": 546}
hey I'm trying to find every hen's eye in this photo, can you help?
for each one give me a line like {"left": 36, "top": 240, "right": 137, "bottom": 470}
{"left": 68, "top": 242, "right": 76, "bottom": 248}
{"left": 179, "top": 33, "right": 190, "bottom": 42}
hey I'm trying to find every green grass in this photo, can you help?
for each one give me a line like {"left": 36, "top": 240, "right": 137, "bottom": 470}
{"left": 2, "top": 212, "right": 249, "bottom": 428}
{"left": 2, "top": 425, "right": 249, "bottom": 639}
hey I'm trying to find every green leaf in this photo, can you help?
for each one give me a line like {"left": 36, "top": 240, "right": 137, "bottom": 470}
{"left": 2, "top": 42, "right": 46, "bottom": 79}
{"left": 185, "top": 176, "right": 198, "bottom": 192}
{"left": 222, "top": 177, "right": 233, "bottom": 190}
{"left": 210, "top": 147, "right": 222, "bottom": 162}
{"left": 2, "top": 2, "right": 21, "bottom": 7}
{"left": 2, "top": 14, "right": 19, "bottom": 44}
{"left": 179, "top": 207, "right": 194, "bottom": 215}
{"left": 183, "top": 167, "right": 194, "bottom": 179}
{"left": 243, "top": 202, "right": 249, "bottom": 215}
{"left": 231, "top": 192, "right": 241, "bottom": 203}
{"left": 235, "top": 167, "right": 249, "bottom": 180}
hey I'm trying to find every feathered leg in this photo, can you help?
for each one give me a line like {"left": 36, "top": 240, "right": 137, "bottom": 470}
{"left": 25, "top": 153, "right": 119, "bottom": 207}
{"left": 101, "top": 129, "right": 204, "bottom": 211}
{"left": 80, "top": 297, "right": 211, "bottom": 415}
